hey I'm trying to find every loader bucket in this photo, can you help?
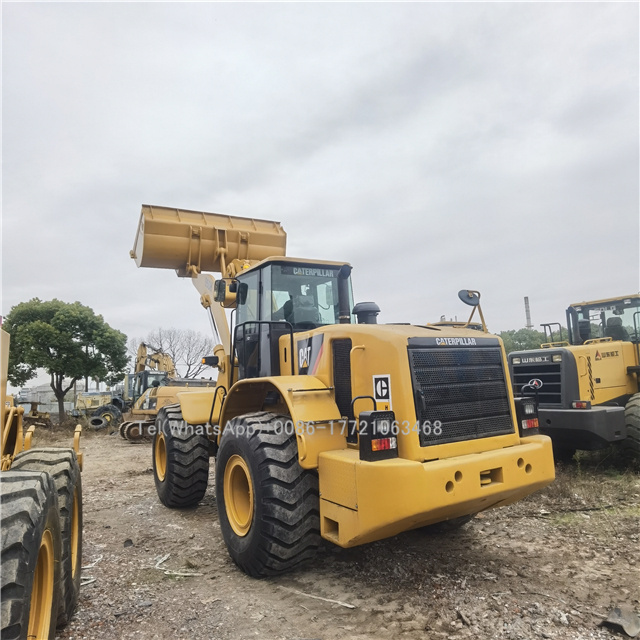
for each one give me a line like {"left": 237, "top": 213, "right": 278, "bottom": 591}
{"left": 130, "top": 204, "right": 287, "bottom": 276}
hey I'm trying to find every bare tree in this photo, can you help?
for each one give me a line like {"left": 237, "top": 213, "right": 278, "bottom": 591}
{"left": 140, "top": 328, "right": 214, "bottom": 378}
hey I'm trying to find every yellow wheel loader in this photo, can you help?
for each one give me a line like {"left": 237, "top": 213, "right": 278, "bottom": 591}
{"left": 508, "top": 295, "right": 640, "bottom": 460}
{"left": 131, "top": 204, "right": 555, "bottom": 577}
{"left": 1, "top": 328, "right": 84, "bottom": 638}
{"left": 118, "top": 343, "right": 216, "bottom": 440}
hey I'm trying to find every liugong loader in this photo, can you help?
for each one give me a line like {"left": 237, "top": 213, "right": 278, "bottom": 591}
{"left": 1, "top": 328, "right": 83, "bottom": 639}
{"left": 131, "top": 204, "right": 555, "bottom": 577}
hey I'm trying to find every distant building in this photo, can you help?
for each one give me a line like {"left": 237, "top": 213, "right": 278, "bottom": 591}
{"left": 16, "top": 381, "right": 88, "bottom": 414}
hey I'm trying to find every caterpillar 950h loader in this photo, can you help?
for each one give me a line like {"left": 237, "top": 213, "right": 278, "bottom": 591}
{"left": 131, "top": 204, "right": 555, "bottom": 578}
{"left": 509, "top": 294, "right": 640, "bottom": 460}
{"left": 1, "top": 328, "right": 84, "bottom": 639}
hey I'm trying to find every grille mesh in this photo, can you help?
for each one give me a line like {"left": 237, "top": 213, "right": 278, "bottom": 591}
{"left": 511, "top": 363, "right": 562, "bottom": 405}
{"left": 410, "top": 346, "right": 514, "bottom": 446}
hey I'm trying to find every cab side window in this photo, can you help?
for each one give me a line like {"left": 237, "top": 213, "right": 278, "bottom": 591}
{"left": 237, "top": 271, "right": 259, "bottom": 324}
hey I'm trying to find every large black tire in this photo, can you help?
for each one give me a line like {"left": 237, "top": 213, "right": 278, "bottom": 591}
{"left": 1, "top": 470, "right": 62, "bottom": 640}
{"left": 215, "top": 412, "right": 320, "bottom": 577}
{"left": 624, "top": 393, "right": 640, "bottom": 457}
{"left": 552, "top": 443, "right": 576, "bottom": 464}
{"left": 152, "top": 404, "right": 210, "bottom": 508}
{"left": 11, "top": 448, "right": 83, "bottom": 627}
{"left": 92, "top": 404, "right": 122, "bottom": 428}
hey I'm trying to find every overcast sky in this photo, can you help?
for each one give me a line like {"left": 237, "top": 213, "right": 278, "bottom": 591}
{"left": 2, "top": 3, "right": 639, "bottom": 359}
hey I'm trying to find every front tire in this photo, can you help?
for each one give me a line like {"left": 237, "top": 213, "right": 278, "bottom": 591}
{"left": 215, "top": 412, "right": 320, "bottom": 577}
{"left": 152, "top": 405, "right": 210, "bottom": 508}
{"left": 11, "top": 448, "right": 83, "bottom": 627}
{"left": 1, "top": 470, "right": 62, "bottom": 640}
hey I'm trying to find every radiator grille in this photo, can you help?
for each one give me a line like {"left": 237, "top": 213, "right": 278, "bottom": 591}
{"left": 511, "top": 363, "right": 562, "bottom": 405}
{"left": 409, "top": 346, "right": 514, "bottom": 447}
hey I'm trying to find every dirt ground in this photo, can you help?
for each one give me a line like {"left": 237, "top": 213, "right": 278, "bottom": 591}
{"left": 44, "top": 428, "right": 639, "bottom": 640}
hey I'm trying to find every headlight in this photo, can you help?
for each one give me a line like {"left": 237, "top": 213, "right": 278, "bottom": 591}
{"left": 512, "top": 357, "right": 521, "bottom": 365}
{"left": 552, "top": 354, "right": 562, "bottom": 363}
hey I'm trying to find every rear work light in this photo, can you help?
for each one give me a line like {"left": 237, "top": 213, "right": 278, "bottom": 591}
{"left": 371, "top": 437, "right": 397, "bottom": 452}
{"left": 358, "top": 410, "right": 399, "bottom": 462}
{"left": 513, "top": 395, "right": 540, "bottom": 437}
{"left": 571, "top": 401, "right": 591, "bottom": 409}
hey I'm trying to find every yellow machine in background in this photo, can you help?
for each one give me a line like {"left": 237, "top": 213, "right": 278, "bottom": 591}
{"left": 131, "top": 204, "right": 555, "bottom": 577}
{"left": 509, "top": 295, "right": 640, "bottom": 459}
{"left": 1, "top": 328, "right": 83, "bottom": 637}
{"left": 118, "top": 343, "right": 216, "bottom": 440}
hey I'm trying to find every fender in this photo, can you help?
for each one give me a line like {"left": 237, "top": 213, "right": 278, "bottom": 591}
{"left": 176, "top": 388, "right": 224, "bottom": 425}
{"left": 220, "top": 376, "right": 346, "bottom": 469}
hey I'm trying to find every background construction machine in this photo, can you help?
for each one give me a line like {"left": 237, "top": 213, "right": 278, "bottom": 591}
{"left": 118, "top": 343, "right": 215, "bottom": 440}
{"left": 17, "top": 400, "right": 53, "bottom": 430}
{"left": 508, "top": 294, "right": 640, "bottom": 460}
{"left": 131, "top": 204, "right": 555, "bottom": 578}
{"left": 1, "top": 327, "right": 84, "bottom": 638}
{"left": 73, "top": 343, "right": 177, "bottom": 432}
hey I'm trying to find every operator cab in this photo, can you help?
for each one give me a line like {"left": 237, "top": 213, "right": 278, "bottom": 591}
{"left": 233, "top": 259, "right": 354, "bottom": 380}
{"left": 567, "top": 295, "right": 640, "bottom": 345}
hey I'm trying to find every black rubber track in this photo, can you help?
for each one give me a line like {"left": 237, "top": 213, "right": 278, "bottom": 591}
{"left": 216, "top": 412, "right": 320, "bottom": 577}
{"left": 624, "top": 393, "right": 640, "bottom": 457}
{"left": 1, "top": 470, "right": 62, "bottom": 640}
{"left": 12, "top": 448, "right": 83, "bottom": 627}
{"left": 153, "top": 404, "right": 210, "bottom": 508}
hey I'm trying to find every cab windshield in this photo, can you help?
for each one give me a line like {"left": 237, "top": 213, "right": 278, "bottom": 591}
{"left": 236, "top": 262, "right": 354, "bottom": 329}
{"left": 568, "top": 297, "right": 640, "bottom": 344}
{"left": 263, "top": 264, "right": 352, "bottom": 328}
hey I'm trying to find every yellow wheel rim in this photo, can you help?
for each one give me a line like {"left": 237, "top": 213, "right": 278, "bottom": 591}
{"left": 155, "top": 433, "right": 167, "bottom": 482}
{"left": 224, "top": 455, "right": 254, "bottom": 537}
{"left": 70, "top": 486, "right": 80, "bottom": 576}
{"left": 27, "top": 527, "right": 55, "bottom": 639}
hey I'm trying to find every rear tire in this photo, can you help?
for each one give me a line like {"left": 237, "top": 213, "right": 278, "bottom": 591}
{"left": 552, "top": 443, "right": 576, "bottom": 463}
{"left": 92, "top": 404, "right": 122, "bottom": 428}
{"left": 89, "top": 416, "right": 108, "bottom": 431}
{"left": 215, "top": 412, "right": 320, "bottom": 577}
{"left": 11, "top": 448, "right": 83, "bottom": 627}
{"left": 623, "top": 393, "right": 640, "bottom": 457}
{"left": 1, "top": 470, "right": 62, "bottom": 639}
{"left": 152, "top": 405, "right": 209, "bottom": 508}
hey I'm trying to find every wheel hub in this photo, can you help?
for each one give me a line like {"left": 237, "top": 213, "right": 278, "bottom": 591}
{"left": 28, "top": 527, "right": 54, "bottom": 639}
{"left": 155, "top": 433, "right": 167, "bottom": 481}
{"left": 224, "top": 455, "right": 254, "bottom": 536}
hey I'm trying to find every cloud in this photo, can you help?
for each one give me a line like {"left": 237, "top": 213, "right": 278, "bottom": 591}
{"left": 2, "top": 2, "right": 638, "bottom": 346}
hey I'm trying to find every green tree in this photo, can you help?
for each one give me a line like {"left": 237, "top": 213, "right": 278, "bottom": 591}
{"left": 498, "top": 328, "right": 548, "bottom": 354}
{"left": 4, "top": 298, "right": 128, "bottom": 421}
